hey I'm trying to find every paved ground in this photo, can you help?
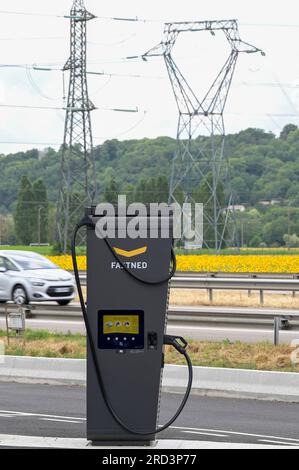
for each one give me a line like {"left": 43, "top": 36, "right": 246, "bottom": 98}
{"left": 0, "top": 382, "right": 298, "bottom": 447}
{"left": 1, "top": 316, "right": 299, "bottom": 343}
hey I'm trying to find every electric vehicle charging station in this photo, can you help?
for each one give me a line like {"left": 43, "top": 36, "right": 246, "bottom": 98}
{"left": 72, "top": 206, "right": 193, "bottom": 446}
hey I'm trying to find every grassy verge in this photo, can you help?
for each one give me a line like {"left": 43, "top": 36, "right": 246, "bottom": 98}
{"left": 2, "top": 246, "right": 299, "bottom": 257}
{"left": 78, "top": 287, "right": 299, "bottom": 309}
{"left": 0, "top": 245, "right": 86, "bottom": 256}
{"left": 0, "top": 245, "right": 54, "bottom": 255}
{"left": 0, "top": 330, "right": 298, "bottom": 373}
{"left": 170, "top": 289, "right": 299, "bottom": 309}
{"left": 176, "top": 248, "right": 299, "bottom": 256}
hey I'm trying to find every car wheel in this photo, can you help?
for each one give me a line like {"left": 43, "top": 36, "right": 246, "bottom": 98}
{"left": 57, "top": 300, "right": 71, "bottom": 306}
{"left": 12, "top": 285, "right": 29, "bottom": 305}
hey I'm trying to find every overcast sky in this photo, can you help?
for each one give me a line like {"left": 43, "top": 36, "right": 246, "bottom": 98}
{"left": 1, "top": 0, "right": 299, "bottom": 154}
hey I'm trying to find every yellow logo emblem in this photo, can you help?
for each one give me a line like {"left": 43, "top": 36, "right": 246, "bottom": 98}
{"left": 113, "top": 246, "right": 148, "bottom": 258}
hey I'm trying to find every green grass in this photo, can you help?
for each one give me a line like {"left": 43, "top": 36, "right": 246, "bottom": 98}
{"left": 1, "top": 329, "right": 298, "bottom": 373}
{"left": 0, "top": 245, "right": 54, "bottom": 255}
{"left": 0, "top": 245, "right": 86, "bottom": 256}
{"left": 1, "top": 245, "right": 297, "bottom": 257}
{"left": 176, "top": 248, "right": 299, "bottom": 256}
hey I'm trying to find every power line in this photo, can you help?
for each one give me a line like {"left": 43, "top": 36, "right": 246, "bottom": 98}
{"left": 95, "top": 111, "right": 148, "bottom": 140}
{"left": 0, "top": 10, "right": 59, "bottom": 17}
{"left": 0, "top": 104, "right": 62, "bottom": 110}
{"left": 94, "top": 15, "right": 161, "bottom": 23}
{"left": 88, "top": 33, "right": 137, "bottom": 47}
{"left": 0, "top": 63, "right": 163, "bottom": 79}
{"left": 0, "top": 9, "right": 162, "bottom": 22}
{"left": 86, "top": 70, "right": 163, "bottom": 79}
{"left": 25, "top": 68, "right": 59, "bottom": 101}
{"left": 4, "top": 62, "right": 299, "bottom": 86}
{"left": 2, "top": 9, "right": 299, "bottom": 28}
{"left": 0, "top": 103, "right": 140, "bottom": 112}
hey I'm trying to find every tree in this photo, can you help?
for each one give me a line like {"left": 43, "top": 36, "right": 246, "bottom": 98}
{"left": 32, "top": 179, "right": 49, "bottom": 243}
{"left": 249, "top": 234, "right": 263, "bottom": 248}
{"left": 280, "top": 124, "right": 298, "bottom": 140}
{"left": 133, "top": 176, "right": 169, "bottom": 204}
{"left": 134, "top": 178, "right": 147, "bottom": 204}
{"left": 4, "top": 127, "right": 299, "bottom": 248}
{"left": 104, "top": 176, "right": 119, "bottom": 206}
{"left": 14, "top": 176, "right": 35, "bottom": 244}
{"left": 262, "top": 216, "right": 288, "bottom": 246}
{"left": 0, "top": 214, "right": 16, "bottom": 245}
{"left": 283, "top": 233, "right": 299, "bottom": 248}
{"left": 155, "top": 175, "right": 169, "bottom": 203}
{"left": 123, "top": 183, "right": 135, "bottom": 205}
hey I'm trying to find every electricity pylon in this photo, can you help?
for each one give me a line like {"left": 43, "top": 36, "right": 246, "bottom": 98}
{"left": 143, "top": 20, "right": 264, "bottom": 251}
{"left": 57, "top": 0, "right": 97, "bottom": 252}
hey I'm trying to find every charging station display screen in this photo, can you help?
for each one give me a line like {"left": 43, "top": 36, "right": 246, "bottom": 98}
{"left": 98, "top": 310, "right": 144, "bottom": 350}
{"left": 103, "top": 315, "right": 139, "bottom": 335}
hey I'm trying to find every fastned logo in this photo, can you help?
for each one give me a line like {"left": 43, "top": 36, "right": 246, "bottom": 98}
{"left": 111, "top": 246, "right": 148, "bottom": 270}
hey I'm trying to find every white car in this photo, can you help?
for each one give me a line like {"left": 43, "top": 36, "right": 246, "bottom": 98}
{"left": 0, "top": 250, "right": 76, "bottom": 305}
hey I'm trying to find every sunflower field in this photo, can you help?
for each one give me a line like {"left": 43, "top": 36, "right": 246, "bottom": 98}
{"left": 48, "top": 254, "right": 299, "bottom": 274}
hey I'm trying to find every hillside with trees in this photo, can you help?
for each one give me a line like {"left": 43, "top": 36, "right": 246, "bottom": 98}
{"left": 1, "top": 124, "right": 299, "bottom": 247}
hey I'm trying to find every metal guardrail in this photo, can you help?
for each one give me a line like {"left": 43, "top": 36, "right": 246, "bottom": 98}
{"left": 169, "top": 306, "right": 299, "bottom": 346}
{"left": 174, "top": 271, "right": 299, "bottom": 280}
{"left": 171, "top": 276, "right": 299, "bottom": 304}
{"left": 77, "top": 272, "right": 299, "bottom": 304}
{"left": 1, "top": 303, "right": 299, "bottom": 345}
{"left": 75, "top": 270, "right": 299, "bottom": 280}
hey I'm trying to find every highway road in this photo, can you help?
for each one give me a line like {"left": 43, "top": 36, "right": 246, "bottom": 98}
{"left": 0, "top": 382, "right": 298, "bottom": 447}
{"left": 1, "top": 316, "right": 299, "bottom": 343}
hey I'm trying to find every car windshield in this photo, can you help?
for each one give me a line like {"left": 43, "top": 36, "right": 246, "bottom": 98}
{"left": 12, "top": 257, "right": 57, "bottom": 271}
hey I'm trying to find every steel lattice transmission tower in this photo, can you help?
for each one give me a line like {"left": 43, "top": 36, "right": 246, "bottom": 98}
{"left": 57, "top": 0, "right": 97, "bottom": 252}
{"left": 143, "top": 20, "right": 264, "bottom": 251}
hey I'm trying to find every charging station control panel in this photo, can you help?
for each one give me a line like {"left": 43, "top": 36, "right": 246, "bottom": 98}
{"left": 98, "top": 310, "right": 144, "bottom": 350}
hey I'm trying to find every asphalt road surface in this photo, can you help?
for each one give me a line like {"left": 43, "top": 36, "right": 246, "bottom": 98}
{"left": 0, "top": 382, "right": 298, "bottom": 447}
{"left": 1, "top": 316, "right": 299, "bottom": 344}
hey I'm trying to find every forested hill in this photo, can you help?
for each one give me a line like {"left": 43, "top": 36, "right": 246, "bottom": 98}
{"left": 1, "top": 124, "right": 299, "bottom": 213}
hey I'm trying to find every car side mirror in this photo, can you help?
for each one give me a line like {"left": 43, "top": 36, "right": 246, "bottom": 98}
{"left": 0, "top": 267, "right": 6, "bottom": 273}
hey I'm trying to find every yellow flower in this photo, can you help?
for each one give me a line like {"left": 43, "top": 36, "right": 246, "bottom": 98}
{"left": 46, "top": 254, "right": 299, "bottom": 274}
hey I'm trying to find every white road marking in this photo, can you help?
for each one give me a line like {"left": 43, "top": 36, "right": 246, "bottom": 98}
{"left": 0, "top": 409, "right": 86, "bottom": 421}
{"left": 0, "top": 411, "right": 298, "bottom": 446}
{"left": 259, "top": 439, "right": 299, "bottom": 447}
{"left": 171, "top": 426, "right": 299, "bottom": 443}
{"left": 182, "top": 430, "right": 227, "bottom": 438}
{"left": 40, "top": 418, "right": 82, "bottom": 424}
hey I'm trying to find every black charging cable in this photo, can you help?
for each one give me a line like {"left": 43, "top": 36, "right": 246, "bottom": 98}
{"left": 71, "top": 217, "right": 193, "bottom": 436}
